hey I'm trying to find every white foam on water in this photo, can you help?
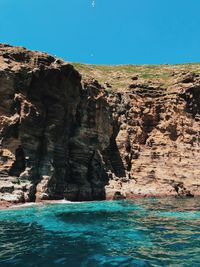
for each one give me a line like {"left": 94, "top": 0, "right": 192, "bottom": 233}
{"left": 7, "top": 199, "right": 89, "bottom": 210}
{"left": 9, "top": 200, "right": 80, "bottom": 209}
{"left": 10, "top": 202, "right": 42, "bottom": 209}
{"left": 45, "top": 199, "right": 82, "bottom": 204}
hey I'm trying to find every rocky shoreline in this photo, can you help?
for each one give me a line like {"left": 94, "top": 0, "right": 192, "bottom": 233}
{"left": 0, "top": 192, "right": 196, "bottom": 210}
{"left": 0, "top": 44, "right": 200, "bottom": 205}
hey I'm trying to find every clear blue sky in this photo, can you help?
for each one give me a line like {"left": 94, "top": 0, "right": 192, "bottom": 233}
{"left": 0, "top": 0, "right": 200, "bottom": 64}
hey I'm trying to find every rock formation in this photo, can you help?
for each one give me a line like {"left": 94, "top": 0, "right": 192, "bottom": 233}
{"left": 105, "top": 79, "right": 200, "bottom": 198}
{"left": 0, "top": 44, "right": 112, "bottom": 203}
{"left": 0, "top": 44, "right": 200, "bottom": 204}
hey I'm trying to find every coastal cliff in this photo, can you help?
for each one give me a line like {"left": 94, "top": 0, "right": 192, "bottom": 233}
{"left": 0, "top": 44, "right": 112, "bottom": 203}
{"left": 0, "top": 44, "right": 200, "bottom": 204}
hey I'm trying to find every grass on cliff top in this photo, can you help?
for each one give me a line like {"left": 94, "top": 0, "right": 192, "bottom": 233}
{"left": 72, "top": 62, "right": 200, "bottom": 92}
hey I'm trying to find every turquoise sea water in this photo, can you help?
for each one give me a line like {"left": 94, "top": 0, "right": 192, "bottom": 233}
{"left": 0, "top": 198, "right": 200, "bottom": 267}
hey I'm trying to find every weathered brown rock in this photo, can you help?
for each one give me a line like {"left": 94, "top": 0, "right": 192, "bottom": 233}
{"left": 0, "top": 44, "right": 112, "bottom": 203}
{"left": 1, "top": 44, "right": 200, "bottom": 204}
{"left": 104, "top": 76, "right": 200, "bottom": 199}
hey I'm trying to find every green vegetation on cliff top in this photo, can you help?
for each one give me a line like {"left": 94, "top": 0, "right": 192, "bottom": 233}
{"left": 73, "top": 62, "right": 200, "bottom": 91}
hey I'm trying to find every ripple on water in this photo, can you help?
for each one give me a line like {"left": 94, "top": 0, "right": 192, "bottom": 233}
{"left": 0, "top": 198, "right": 200, "bottom": 266}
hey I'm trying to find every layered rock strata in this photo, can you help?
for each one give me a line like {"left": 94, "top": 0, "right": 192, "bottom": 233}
{"left": 0, "top": 44, "right": 112, "bottom": 203}
{"left": 105, "top": 78, "right": 200, "bottom": 198}
{"left": 0, "top": 44, "right": 200, "bottom": 204}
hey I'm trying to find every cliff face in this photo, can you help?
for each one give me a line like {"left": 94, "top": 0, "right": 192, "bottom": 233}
{"left": 105, "top": 79, "right": 200, "bottom": 198}
{"left": 0, "top": 44, "right": 200, "bottom": 204}
{"left": 0, "top": 44, "right": 112, "bottom": 203}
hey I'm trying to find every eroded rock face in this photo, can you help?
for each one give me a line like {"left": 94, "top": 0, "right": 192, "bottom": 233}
{"left": 104, "top": 78, "right": 200, "bottom": 198}
{"left": 0, "top": 44, "right": 112, "bottom": 203}
{"left": 1, "top": 44, "right": 200, "bottom": 204}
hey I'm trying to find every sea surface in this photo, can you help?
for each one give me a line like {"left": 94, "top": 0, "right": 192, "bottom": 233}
{"left": 0, "top": 198, "right": 200, "bottom": 266}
